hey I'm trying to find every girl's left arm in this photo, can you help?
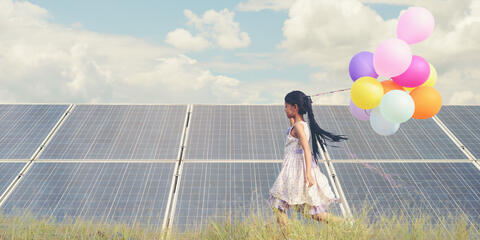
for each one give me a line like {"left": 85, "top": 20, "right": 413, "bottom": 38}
{"left": 293, "top": 123, "right": 312, "bottom": 174}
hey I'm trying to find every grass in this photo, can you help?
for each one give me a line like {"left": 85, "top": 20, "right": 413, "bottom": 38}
{"left": 0, "top": 207, "right": 478, "bottom": 240}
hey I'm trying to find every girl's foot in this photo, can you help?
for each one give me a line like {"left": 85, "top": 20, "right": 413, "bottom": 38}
{"left": 340, "top": 216, "right": 354, "bottom": 226}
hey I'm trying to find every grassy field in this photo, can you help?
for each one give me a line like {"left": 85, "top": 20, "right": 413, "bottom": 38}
{"left": 0, "top": 208, "right": 478, "bottom": 240}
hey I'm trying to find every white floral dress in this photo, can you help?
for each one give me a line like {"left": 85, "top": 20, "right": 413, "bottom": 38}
{"left": 268, "top": 120, "right": 341, "bottom": 215}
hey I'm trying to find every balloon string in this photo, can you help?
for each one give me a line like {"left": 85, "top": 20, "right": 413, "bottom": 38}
{"left": 310, "top": 78, "right": 393, "bottom": 97}
{"left": 310, "top": 88, "right": 351, "bottom": 97}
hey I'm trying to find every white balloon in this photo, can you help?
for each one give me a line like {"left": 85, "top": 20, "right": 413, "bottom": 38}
{"left": 380, "top": 90, "right": 415, "bottom": 123}
{"left": 370, "top": 107, "right": 400, "bottom": 136}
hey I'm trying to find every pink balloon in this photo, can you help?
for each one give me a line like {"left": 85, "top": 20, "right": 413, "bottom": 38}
{"left": 397, "top": 7, "right": 435, "bottom": 44}
{"left": 392, "top": 55, "right": 430, "bottom": 88}
{"left": 373, "top": 38, "right": 412, "bottom": 77}
{"left": 349, "top": 99, "right": 371, "bottom": 121}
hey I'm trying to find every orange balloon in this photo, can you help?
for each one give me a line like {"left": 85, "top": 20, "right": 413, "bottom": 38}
{"left": 410, "top": 86, "right": 442, "bottom": 119}
{"left": 381, "top": 80, "right": 405, "bottom": 94}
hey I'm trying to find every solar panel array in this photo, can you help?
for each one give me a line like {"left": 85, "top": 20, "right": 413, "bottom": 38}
{"left": 311, "top": 106, "right": 467, "bottom": 160}
{"left": 0, "top": 104, "right": 479, "bottom": 234}
{"left": 170, "top": 161, "right": 341, "bottom": 232}
{"left": 2, "top": 162, "right": 175, "bottom": 229}
{"left": 436, "top": 106, "right": 480, "bottom": 159}
{"left": 0, "top": 162, "right": 25, "bottom": 196}
{"left": 333, "top": 162, "right": 480, "bottom": 230}
{"left": 39, "top": 105, "right": 187, "bottom": 160}
{"left": 184, "top": 105, "right": 296, "bottom": 160}
{"left": 0, "top": 104, "right": 69, "bottom": 160}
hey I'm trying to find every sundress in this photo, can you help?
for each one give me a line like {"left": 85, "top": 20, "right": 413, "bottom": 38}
{"left": 268, "top": 120, "right": 341, "bottom": 216}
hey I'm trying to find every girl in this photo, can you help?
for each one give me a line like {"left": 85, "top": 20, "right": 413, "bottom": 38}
{"left": 268, "top": 90, "right": 348, "bottom": 236}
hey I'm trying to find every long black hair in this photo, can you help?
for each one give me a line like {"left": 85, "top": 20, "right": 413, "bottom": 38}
{"left": 284, "top": 90, "right": 348, "bottom": 163}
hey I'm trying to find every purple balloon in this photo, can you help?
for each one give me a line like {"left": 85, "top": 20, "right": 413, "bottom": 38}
{"left": 350, "top": 99, "right": 372, "bottom": 121}
{"left": 349, "top": 51, "right": 378, "bottom": 81}
{"left": 392, "top": 55, "right": 430, "bottom": 88}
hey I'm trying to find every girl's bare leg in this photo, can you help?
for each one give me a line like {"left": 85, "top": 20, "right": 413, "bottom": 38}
{"left": 311, "top": 212, "right": 344, "bottom": 224}
{"left": 273, "top": 208, "right": 290, "bottom": 238}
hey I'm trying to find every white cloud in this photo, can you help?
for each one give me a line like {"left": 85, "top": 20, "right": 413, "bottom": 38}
{"left": 0, "top": 0, "right": 49, "bottom": 24}
{"left": 277, "top": 0, "right": 480, "bottom": 105}
{"left": 235, "top": 0, "right": 480, "bottom": 105}
{"left": 276, "top": 0, "right": 394, "bottom": 104}
{"left": 181, "top": 9, "right": 251, "bottom": 49}
{"left": 301, "top": 71, "right": 350, "bottom": 105}
{"left": 236, "top": 0, "right": 295, "bottom": 11}
{"left": 197, "top": 53, "right": 274, "bottom": 73}
{"left": 3, "top": 0, "right": 477, "bottom": 105}
{"left": 391, "top": 0, "right": 480, "bottom": 105}
{"left": 197, "top": 60, "right": 271, "bottom": 73}
{"left": 449, "top": 91, "right": 480, "bottom": 105}
{"left": 0, "top": 0, "right": 269, "bottom": 104}
{"left": 165, "top": 28, "right": 211, "bottom": 51}
{"left": 280, "top": 0, "right": 395, "bottom": 69}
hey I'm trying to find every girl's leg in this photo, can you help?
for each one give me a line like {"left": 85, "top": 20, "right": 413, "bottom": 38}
{"left": 272, "top": 208, "right": 290, "bottom": 238}
{"left": 311, "top": 212, "right": 344, "bottom": 224}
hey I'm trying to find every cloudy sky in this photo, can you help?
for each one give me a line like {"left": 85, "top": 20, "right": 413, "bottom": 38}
{"left": 0, "top": 0, "right": 478, "bottom": 104}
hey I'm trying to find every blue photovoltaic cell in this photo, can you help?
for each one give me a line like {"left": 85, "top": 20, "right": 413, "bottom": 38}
{"left": 436, "top": 106, "right": 480, "bottom": 159}
{"left": 39, "top": 105, "right": 187, "bottom": 160}
{"left": 311, "top": 106, "right": 466, "bottom": 160}
{"left": 1, "top": 162, "right": 176, "bottom": 229}
{"left": 0, "top": 162, "right": 25, "bottom": 197}
{"left": 184, "top": 105, "right": 315, "bottom": 160}
{"left": 334, "top": 162, "right": 480, "bottom": 230}
{"left": 0, "top": 105, "right": 68, "bottom": 159}
{"left": 171, "top": 162, "right": 341, "bottom": 232}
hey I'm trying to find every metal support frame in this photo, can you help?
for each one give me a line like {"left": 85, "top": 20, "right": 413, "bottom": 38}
{"left": 165, "top": 104, "right": 192, "bottom": 239}
{"left": 321, "top": 143, "right": 353, "bottom": 219}
{"left": 432, "top": 115, "right": 477, "bottom": 161}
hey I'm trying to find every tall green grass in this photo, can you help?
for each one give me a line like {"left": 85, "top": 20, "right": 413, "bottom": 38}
{"left": 0, "top": 207, "right": 478, "bottom": 240}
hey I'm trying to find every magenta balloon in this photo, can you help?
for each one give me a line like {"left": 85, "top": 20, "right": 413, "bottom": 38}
{"left": 392, "top": 55, "right": 430, "bottom": 88}
{"left": 373, "top": 38, "right": 412, "bottom": 77}
{"left": 397, "top": 7, "right": 435, "bottom": 44}
{"left": 350, "top": 99, "right": 371, "bottom": 121}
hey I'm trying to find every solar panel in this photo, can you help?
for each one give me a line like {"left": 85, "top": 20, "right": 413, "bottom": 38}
{"left": 170, "top": 161, "right": 342, "bottom": 233}
{"left": 0, "top": 162, "right": 25, "bottom": 197}
{"left": 184, "top": 105, "right": 304, "bottom": 160}
{"left": 311, "top": 106, "right": 467, "bottom": 160}
{"left": 1, "top": 162, "right": 176, "bottom": 229}
{"left": 0, "top": 104, "right": 68, "bottom": 159}
{"left": 333, "top": 162, "right": 480, "bottom": 229}
{"left": 39, "top": 105, "right": 187, "bottom": 160}
{"left": 436, "top": 106, "right": 480, "bottom": 159}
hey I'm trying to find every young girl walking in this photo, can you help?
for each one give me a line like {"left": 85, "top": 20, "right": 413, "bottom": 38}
{"left": 269, "top": 90, "right": 348, "bottom": 236}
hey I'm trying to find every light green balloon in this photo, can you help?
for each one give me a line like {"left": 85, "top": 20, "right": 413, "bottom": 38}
{"left": 379, "top": 90, "right": 414, "bottom": 123}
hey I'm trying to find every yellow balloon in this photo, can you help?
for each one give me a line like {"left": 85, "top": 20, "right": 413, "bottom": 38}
{"left": 404, "top": 63, "right": 437, "bottom": 92}
{"left": 351, "top": 77, "right": 384, "bottom": 109}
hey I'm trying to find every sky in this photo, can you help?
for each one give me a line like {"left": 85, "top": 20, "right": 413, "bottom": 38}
{"left": 0, "top": 0, "right": 478, "bottom": 104}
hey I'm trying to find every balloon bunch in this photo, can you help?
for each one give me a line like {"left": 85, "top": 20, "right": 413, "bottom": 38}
{"left": 348, "top": 7, "right": 441, "bottom": 136}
